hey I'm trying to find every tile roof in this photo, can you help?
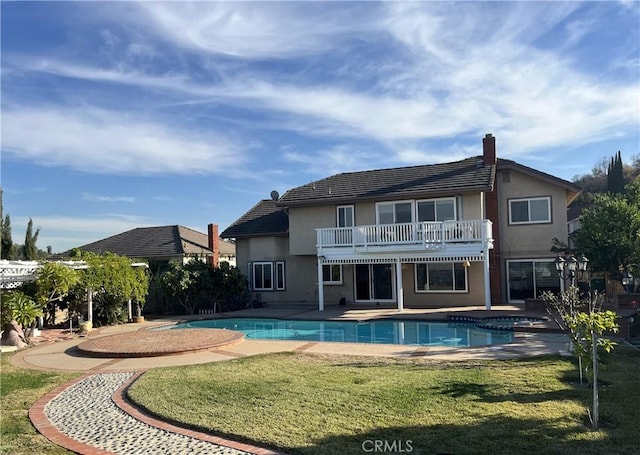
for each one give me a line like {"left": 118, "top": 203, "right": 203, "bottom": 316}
{"left": 278, "top": 156, "right": 496, "bottom": 206}
{"left": 221, "top": 200, "right": 289, "bottom": 239}
{"left": 64, "top": 225, "right": 232, "bottom": 259}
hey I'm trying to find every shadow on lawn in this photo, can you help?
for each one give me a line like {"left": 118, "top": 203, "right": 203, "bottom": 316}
{"left": 289, "top": 414, "right": 628, "bottom": 455}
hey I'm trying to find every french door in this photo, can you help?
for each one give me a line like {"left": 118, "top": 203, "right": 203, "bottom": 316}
{"left": 355, "top": 264, "right": 395, "bottom": 302}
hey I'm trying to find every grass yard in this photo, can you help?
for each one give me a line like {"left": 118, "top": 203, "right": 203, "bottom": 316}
{"left": 0, "top": 353, "right": 80, "bottom": 455}
{"left": 128, "top": 348, "right": 640, "bottom": 455}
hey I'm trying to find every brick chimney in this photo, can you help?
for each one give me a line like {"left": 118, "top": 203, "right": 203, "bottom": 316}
{"left": 208, "top": 223, "right": 219, "bottom": 267}
{"left": 483, "top": 133, "right": 496, "bottom": 165}
{"left": 482, "top": 133, "right": 501, "bottom": 305}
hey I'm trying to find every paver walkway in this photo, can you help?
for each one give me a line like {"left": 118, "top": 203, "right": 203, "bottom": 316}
{"left": 30, "top": 371, "right": 277, "bottom": 455}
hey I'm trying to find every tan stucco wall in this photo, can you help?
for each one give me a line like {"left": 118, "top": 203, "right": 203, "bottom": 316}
{"left": 289, "top": 205, "right": 335, "bottom": 255}
{"left": 497, "top": 169, "right": 568, "bottom": 260}
{"left": 460, "top": 193, "right": 484, "bottom": 220}
{"left": 235, "top": 236, "right": 288, "bottom": 278}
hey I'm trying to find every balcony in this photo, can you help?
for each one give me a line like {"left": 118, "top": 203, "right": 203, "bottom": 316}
{"left": 316, "top": 220, "right": 493, "bottom": 258}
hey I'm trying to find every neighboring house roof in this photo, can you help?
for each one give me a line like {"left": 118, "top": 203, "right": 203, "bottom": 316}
{"left": 277, "top": 156, "right": 496, "bottom": 207}
{"left": 219, "top": 239, "right": 236, "bottom": 256}
{"left": 63, "top": 225, "right": 231, "bottom": 259}
{"left": 221, "top": 200, "right": 289, "bottom": 239}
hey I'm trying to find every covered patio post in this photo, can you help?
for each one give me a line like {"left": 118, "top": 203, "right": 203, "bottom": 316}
{"left": 396, "top": 259, "right": 404, "bottom": 312}
{"left": 484, "top": 252, "right": 491, "bottom": 310}
{"left": 317, "top": 257, "right": 325, "bottom": 311}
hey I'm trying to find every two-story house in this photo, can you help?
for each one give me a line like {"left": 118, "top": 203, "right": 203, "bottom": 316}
{"left": 222, "top": 134, "right": 580, "bottom": 311}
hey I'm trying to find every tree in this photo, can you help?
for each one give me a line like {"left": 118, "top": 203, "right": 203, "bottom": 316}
{"left": 23, "top": 218, "right": 41, "bottom": 260}
{"left": 160, "top": 260, "right": 249, "bottom": 315}
{"left": 573, "top": 181, "right": 640, "bottom": 283}
{"left": 3, "top": 291, "right": 44, "bottom": 340}
{"left": 542, "top": 287, "right": 618, "bottom": 429}
{"left": 35, "top": 262, "right": 81, "bottom": 326}
{"left": 161, "top": 260, "right": 212, "bottom": 315}
{"left": 1, "top": 214, "right": 13, "bottom": 260}
{"left": 607, "top": 151, "right": 625, "bottom": 194}
{"left": 74, "top": 252, "right": 149, "bottom": 326}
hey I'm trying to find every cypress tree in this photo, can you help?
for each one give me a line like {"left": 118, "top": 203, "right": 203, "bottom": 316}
{"left": 23, "top": 218, "right": 41, "bottom": 260}
{"left": 607, "top": 151, "right": 625, "bottom": 194}
{"left": 1, "top": 214, "right": 13, "bottom": 260}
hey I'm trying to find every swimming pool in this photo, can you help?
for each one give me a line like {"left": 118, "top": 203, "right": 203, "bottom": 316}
{"left": 171, "top": 318, "right": 517, "bottom": 347}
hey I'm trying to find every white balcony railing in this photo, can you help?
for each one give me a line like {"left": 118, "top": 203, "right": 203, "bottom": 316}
{"left": 316, "top": 220, "right": 493, "bottom": 253}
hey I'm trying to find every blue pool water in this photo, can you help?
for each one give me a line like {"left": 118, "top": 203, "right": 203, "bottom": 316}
{"left": 171, "top": 318, "right": 517, "bottom": 347}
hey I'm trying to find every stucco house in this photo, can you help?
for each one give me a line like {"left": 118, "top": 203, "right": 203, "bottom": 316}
{"left": 221, "top": 134, "right": 580, "bottom": 311}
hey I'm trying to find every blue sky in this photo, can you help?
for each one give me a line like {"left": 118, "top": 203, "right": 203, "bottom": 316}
{"left": 1, "top": 1, "right": 639, "bottom": 254}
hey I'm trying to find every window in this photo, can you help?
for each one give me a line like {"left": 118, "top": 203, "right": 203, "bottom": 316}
{"left": 376, "top": 201, "right": 413, "bottom": 224}
{"left": 507, "top": 260, "right": 560, "bottom": 302}
{"left": 252, "top": 262, "right": 273, "bottom": 291}
{"left": 322, "top": 264, "right": 343, "bottom": 284}
{"left": 415, "top": 262, "right": 467, "bottom": 292}
{"left": 337, "top": 205, "right": 354, "bottom": 227}
{"left": 509, "top": 197, "right": 551, "bottom": 224}
{"left": 417, "top": 197, "right": 456, "bottom": 222}
{"left": 276, "top": 261, "right": 285, "bottom": 291}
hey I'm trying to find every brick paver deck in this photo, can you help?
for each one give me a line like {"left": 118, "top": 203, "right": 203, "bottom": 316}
{"left": 76, "top": 328, "right": 244, "bottom": 357}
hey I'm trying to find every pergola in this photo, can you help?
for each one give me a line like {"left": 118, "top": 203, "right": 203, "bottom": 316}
{"left": 0, "top": 260, "right": 146, "bottom": 323}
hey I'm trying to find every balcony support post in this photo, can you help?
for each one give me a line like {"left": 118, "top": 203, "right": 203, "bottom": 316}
{"left": 483, "top": 250, "right": 491, "bottom": 310}
{"left": 396, "top": 259, "right": 404, "bottom": 312}
{"left": 317, "top": 256, "right": 325, "bottom": 311}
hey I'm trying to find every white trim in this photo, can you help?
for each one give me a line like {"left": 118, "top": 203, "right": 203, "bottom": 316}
{"left": 319, "top": 254, "right": 485, "bottom": 265}
{"left": 396, "top": 260, "right": 404, "bottom": 312}
{"left": 317, "top": 257, "right": 325, "bottom": 311}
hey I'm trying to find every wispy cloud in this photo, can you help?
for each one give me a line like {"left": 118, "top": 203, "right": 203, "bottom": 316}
{"left": 134, "top": 1, "right": 378, "bottom": 59}
{"left": 2, "top": 106, "right": 248, "bottom": 176}
{"left": 82, "top": 192, "right": 135, "bottom": 203}
{"left": 3, "top": 1, "right": 638, "bottom": 175}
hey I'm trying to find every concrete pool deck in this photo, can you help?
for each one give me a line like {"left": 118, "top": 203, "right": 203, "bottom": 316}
{"left": 12, "top": 304, "right": 569, "bottom": 371}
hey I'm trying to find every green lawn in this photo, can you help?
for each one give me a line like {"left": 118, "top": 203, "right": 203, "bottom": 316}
{"left": 0, "top": 353, "right": 80, "bottom": 455}
{"left": 128, "top": 349, "right": 640, "bottom": 455}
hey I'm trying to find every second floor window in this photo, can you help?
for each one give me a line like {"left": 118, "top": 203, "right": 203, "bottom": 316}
{"left": 377, "top": 201, "right": 412, "bottom": 224}
{"left": 337, "top": 205, "right": 354, "bottom": 227}
{"left": 509, "top": 197, "right": 551, "bottom": 224}
{"left": 417, "top": 197, "right": 456, "bottom": 222}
